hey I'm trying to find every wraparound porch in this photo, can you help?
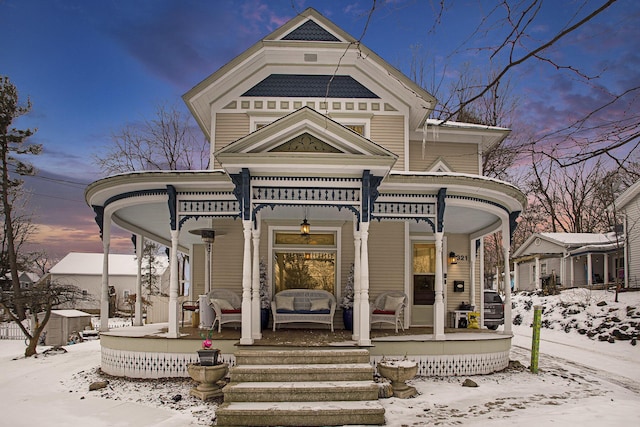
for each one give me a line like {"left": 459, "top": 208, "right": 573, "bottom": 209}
{"left": 99, "top": 323, "right": 511, "bottom": 379}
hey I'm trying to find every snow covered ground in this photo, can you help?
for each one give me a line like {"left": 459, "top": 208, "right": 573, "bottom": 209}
{"left": 0, "top": 288, "right": 638, "bottom": 426}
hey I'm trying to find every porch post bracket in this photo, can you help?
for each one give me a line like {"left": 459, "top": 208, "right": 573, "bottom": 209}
{"left": 230, "top": 168, "right": 252, "bottom": 221}
{"left": 362, "top": 170, "right": 382, "bottom": 223}
{"left": 436, "top": 188, "right": 447, "bottom": 232}
{"left": 167, "top": 185, "right": 177, "bottom": 231}
{"left": 92, "top": 205, "right": 104, "bottom": 240}
{"left": 509, "top": 211, "right": 521, "bottom": 244}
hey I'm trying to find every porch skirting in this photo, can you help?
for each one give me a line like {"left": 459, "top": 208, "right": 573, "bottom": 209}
{"left": 99, "top": 330, "right": 512, "bottom": 378}
{"left": 371, "top": 351, "right": 509, "bottom": 376}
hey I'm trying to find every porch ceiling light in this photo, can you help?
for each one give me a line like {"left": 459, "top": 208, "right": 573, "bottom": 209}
{"left": 300, "top": 218, "right": 311, "bottom": 236}
{"left": 300, "top": 206, "right": 310, "bottom": 236}
{"left": 449, "top": 252, "right": 457, "bottom": 265}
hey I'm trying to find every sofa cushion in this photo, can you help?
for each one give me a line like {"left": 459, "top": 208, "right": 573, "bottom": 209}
{"left": 310, "top": 298, "right": 330, "bottom": 311}
{"left": 383, "top": 295, "right": 405, "bottom": 312}
{"left": 221, "top": 309, "right": 241, "bottom": 314}
{"left": 372, "top": 309, "right": 396, "bottom": 315}
{"left": 275, "top": 295, "right": 295, "bottom": 311}
{"left": 211, "top": 298, "right": 235, "bottom": 311}
{"left": 277, "top": 309, "right": 331, "bottom": 314}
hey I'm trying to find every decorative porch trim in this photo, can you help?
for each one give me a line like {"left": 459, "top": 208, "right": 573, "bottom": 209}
{"left": 371, "top": 350, "right": 510, "bottom": 377}
{"left": 100, "top": 347, "right": 237, "bottom": 379}
{"left": 101, "top": 347, "right": 508, "bottom": 378}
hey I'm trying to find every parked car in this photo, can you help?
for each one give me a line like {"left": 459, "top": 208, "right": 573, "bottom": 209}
{"left": 483, "top": 290, "right": 504, "bottom": 330}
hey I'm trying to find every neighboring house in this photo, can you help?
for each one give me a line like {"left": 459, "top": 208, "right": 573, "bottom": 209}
{"left": 0, "top": 271, "right": 40, "bottom": 291}
{"left": 85, "top": 8, "right": 526, "bottom": 350}
{"left": 512, "top": 232, "right": 623, "bottom": 291}
{"left": 613, "top": 179, "right": 640, "bottom": 288}
{"left": 47, "top": 252, "right": 168, "bottom": 313}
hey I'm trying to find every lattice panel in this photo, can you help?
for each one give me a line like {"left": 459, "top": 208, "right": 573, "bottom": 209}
{"left": 371, "top": 351, "right": 510, "bottom": 377}
{"left": 101, "top": 348, "right": 236, "bottom": 379}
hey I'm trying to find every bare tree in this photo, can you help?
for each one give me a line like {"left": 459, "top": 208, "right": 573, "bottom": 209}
{"left": 94, "top": 103, "right": 209, "bottom": 175}
{"left": 0, "top": 279, "right": 87, "bottom": 357}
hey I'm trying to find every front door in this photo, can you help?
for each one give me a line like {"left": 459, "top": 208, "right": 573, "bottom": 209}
{"left": 411, "top": 242, "right": 435, "bottom": 326}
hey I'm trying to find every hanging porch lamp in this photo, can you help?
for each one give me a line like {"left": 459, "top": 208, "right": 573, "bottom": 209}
{"left": 300, "top": 207, "right": 311, "bottom": 236}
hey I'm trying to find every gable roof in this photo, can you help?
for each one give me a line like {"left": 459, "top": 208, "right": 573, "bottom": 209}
{"left": 215, "top": 107, "right": 397, "bottom": 177}
{"left": 183, "top": 7, "right": 436, "bottom": 140}
{"left": 49, "top": 252, "right": 168, "bottom": 276}
{"left": 513, "top": 232, "right": 619, "bottom": 258}
{"left": 614, "top": 179, "right": 640, "bottom": 210}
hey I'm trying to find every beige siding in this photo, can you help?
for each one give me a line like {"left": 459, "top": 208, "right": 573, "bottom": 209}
{"left": 211, "top": 221, "right": 244, "bottom": 293}
{"left": 408, "top": 140, "right": 479, "bottom": 174}
{"left": 214, "top": 113, "right": 250, "bottom": 168}
{"left": 368, "top": 221, "right": 405, "bottom": 298}
{"left": 446, "top": 234, "right": 472, "bottom": 312}
{"left": 370, "top": 115, "right": 404, "bottom": 171}
{"left": 191, "top": 244, "right": 205, "bottom": 296}
{"left": 624, "top": 193, "right": 640, "bottom": 286}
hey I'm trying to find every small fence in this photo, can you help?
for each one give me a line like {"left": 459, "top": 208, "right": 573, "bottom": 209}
{"left": 0, "top": 320, "right": 30, "bottom": 340}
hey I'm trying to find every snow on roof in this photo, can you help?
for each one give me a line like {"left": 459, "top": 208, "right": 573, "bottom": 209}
{"left": 539, "top": 232, "right": 617, "bottom": 246}
{"left": 49, "top": 252, "right": 167, "bottom": 276}
{"left": 50, "top": 309, "right": 92, "bottom": 317}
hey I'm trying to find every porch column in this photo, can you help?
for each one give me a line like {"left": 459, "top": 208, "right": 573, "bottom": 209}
{"left": 570, "top": 256, "right": 575, "bottom": 287}
{"left": 479, "top": 238, "right": 485, "bottom": 328}
{"left": 604, "top": 254, "right": 609, "bottom": 285}
{"left": 100, "top": 215, "right": 111, "bottom": 332}
{"left": 134, "top": 234, "right": 143, "bottom": 326}
{"left": 433, "top": 231, "right": 445, "bottom": 340}
{"left": 167, "top": 229, "right": 180, "bottom": 338}
{"left": 513, "top": 261, "right": 519, "bottom": 292}
{"left": 358, "top": 222, "right": 371, "bottom": 346}
{"left": 352, "top": 225, "right": 362, "bottom": 341}
{"left": 204, "top": 237, "right": 211, "bottom": 294}
{"left": 587, "top": 254, "right": 593, "bottom": 286}
{"left": 534, "top": 256, "right": 540, "bottom": 290}
{"left": 240, "top": 220, "right": 254, "bottom": 345}
{"left": 502, "top": 224, "right": 513, "bottom": 335}
{"left": 470, "top": 239, "right": 477, "bottom": 310}
{"left": 251, "top": 223, "right": 261, "bottom": 340}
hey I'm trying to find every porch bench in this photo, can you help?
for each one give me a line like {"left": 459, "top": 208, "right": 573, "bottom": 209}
{"left": 271, "top": 289, "right": 336, "bottom": 332}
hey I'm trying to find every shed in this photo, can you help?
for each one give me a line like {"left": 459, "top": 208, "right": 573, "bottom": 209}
{"left": 39, "top": 310, "right": 92, "bottom": 346}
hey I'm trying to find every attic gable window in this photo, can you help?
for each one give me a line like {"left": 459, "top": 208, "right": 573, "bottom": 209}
{"left": 282, "top": 20, "right": 340, "bottom": 41}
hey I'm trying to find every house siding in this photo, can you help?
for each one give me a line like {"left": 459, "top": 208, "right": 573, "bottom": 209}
{"left": 214, "top": 113, "right": 250, "bottom": 168}
{"left": 623, "top": 192, "right": 640, "bottom": 287}
{"left": 370, "top": 115, "right": 404, "bottom": 171}
{"left": 408, "top": 140, "right": 478, "bottom": 174}
{"left": 446, "top": 234, "right": 473, "bottom": 312}
{"left": 368, "top": 221, "right": 405, "bottom": 298}
{"left": 211, "top": 221, "right": 245, "bottom": 293}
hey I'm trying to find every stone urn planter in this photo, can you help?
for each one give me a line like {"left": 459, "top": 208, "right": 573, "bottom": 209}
{"left": 377, "top": 357, "right": 419, "bottom": 398}
{"left": 187, "top": 362, "right": 229, "bottom": 401}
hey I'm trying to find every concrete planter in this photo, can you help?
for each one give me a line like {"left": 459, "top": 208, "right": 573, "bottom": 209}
{"left": 187, "top": 362, "right": 228, "bottom": 400}
{"left": 377, "top": 358, "right": 418, "bottom": 398}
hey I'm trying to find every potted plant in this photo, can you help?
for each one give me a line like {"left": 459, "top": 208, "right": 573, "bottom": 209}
{"left": 377, "top": 355, "right": 418, "bottom": 398}
{"left": 259, "top": 258, "right": 270, "bottom": 330}
{"left": 341, "top": 263, "right": 355, "bottom": 331}
{"left": 197, "top": 328, "right": 220, "bottom": 366}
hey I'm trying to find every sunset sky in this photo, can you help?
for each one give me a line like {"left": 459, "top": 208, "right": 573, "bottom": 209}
{"left": 2, "top": 0, "right": 638, "bottom": 262}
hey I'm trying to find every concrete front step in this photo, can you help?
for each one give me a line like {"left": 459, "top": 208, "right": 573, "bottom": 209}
{"left": 223, "top": 380, "right": 379, "bottom": 402}
{"left": 229, "top": 362, "right": 374, "bottom": 382}
{"left": 216, "top": 400, "right": 386, "bottom": 426}
{"left": 234, "top": 349, "right": 370, "bottom": 365}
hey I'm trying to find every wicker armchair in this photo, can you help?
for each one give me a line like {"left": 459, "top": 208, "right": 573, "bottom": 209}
{"left": 370, "top": 291, "right": 407, "bottom": 333}
{"left": 207, "top": 289, "right": 242, "bottom": 332}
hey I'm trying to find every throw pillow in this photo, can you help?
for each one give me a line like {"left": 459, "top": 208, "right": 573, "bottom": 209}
{"left": 210, "top": 298, "right": 235, "bottom": 311}
{"left": 276, "top": 295, "right": 295, "bottom": 311}
{"left": 383, "top": 295, "right": 405, "bottom": 312}
{"left": 310, "top": 298, "right": 329, "bottom": 311}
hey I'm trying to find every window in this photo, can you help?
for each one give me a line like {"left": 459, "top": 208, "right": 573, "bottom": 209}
{"left": 345, "top": 124, "right": 365, "bottom": 135}
{"left": 413, "top": 243, "right": 435, "bottom": 305}
{"left": 273, "top": 231, "right": 336, "bottom": 293}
